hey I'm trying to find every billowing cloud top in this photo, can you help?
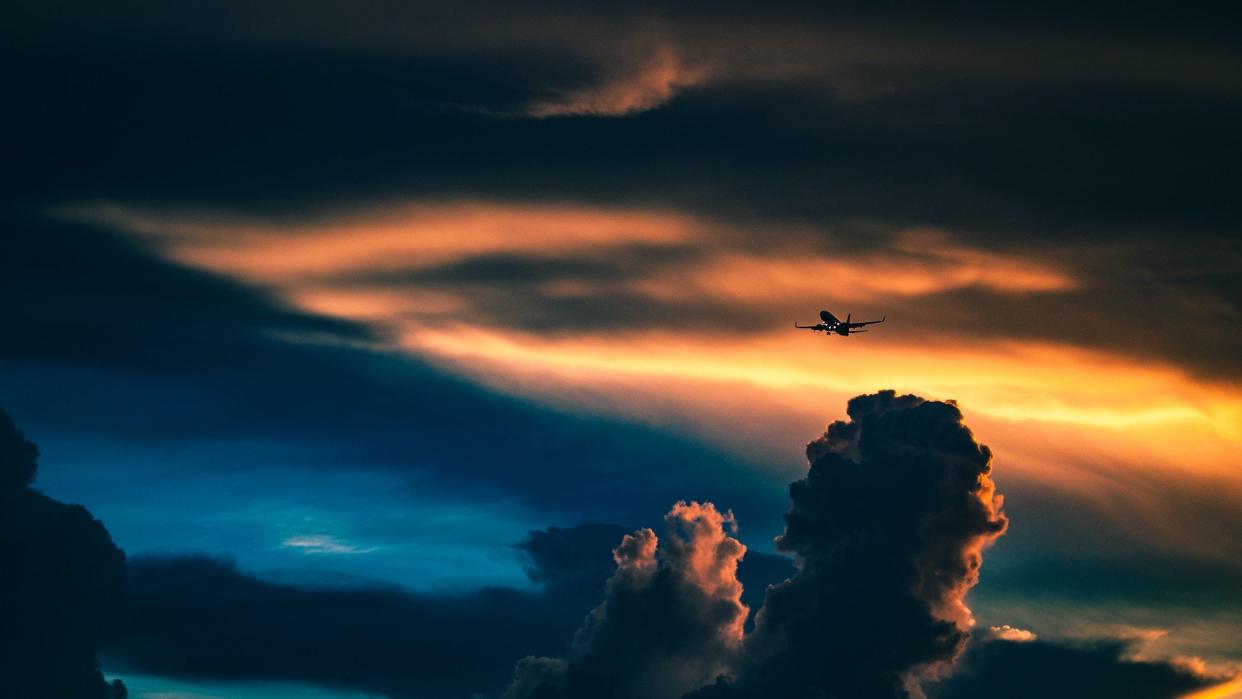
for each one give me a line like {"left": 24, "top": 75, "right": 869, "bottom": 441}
{"left": 509, "top": 392, "right": 1012, "bottom": 699}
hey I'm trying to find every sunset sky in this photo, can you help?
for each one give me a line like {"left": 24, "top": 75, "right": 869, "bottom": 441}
{"left": 4, "top": 3, "right": 1241, "bottom": 698}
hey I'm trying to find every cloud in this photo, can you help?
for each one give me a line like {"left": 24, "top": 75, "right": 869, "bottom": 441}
{"left": 515, "top": 521, "right": 795, "bottom": 624}
{"left": 10, "top": 2, "right": 1240, "bottom": 120}
{"left": 109, "top": 519, "right": 793, "bottom": 699}
{"left": 110, "top": 554, "right": 584, "bottom": 699}
{"left": 711, "top": 391, "right": 1008, "bottom": 698}
{"left": 988, "top": 625, "right": 1037, "bottom": 642}
{"left": 509, "top": 392, "right": 1008, "bottom": 699}
{"left": 0, "top": 409, "right": 127, "bottom": 698}
{"left": 0, "top": 212, "right": 791, "bottom": 532}
{"left": 931, "top": 634, "right": 1228, "bottom": 699}
{"left": 508, "top": 502, "right": 749, "bottom": 699}
{"left": 68, "top": 200, "right": 1242, "bottom": 442}
{"left": 282, "top": 535, "right": 377, "bottom": 555}
{"left": 501, "top": 392, "right": 1232, "bottom": 699}
{"left": 525, "top": 45, "right": 708, "bottom": 117}
{"left": 19, "top": 391, "right": 1231, "bottom": 699}
{"left": 515, "top": 523, "right": 635, "bottom": 599}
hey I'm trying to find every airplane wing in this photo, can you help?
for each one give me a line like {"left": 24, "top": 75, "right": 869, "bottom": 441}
{"left": 794, "top": 322, "right": 819, "bottom": 329}
{"left": 819, "top": 310, "right": 840, "bottom": 324}
{"left": 847, "top": 315, "right": 885, "bottom": 327}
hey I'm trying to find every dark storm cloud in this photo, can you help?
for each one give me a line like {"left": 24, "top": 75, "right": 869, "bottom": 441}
{"left": 722, "top": 391, "right": 1008, "bottom": 699}
{"left": 104, "top": 537, "right": 1231, "bottom": 699}
{"left": 0, "top": 213, "right": 370, "bottom": 373}
{"left": 0, "top": 409, "right": 127, "bottom": 698}
{"left": 12, "top": 70, "right": 1239, "bottom": 235}
{"left": 517, "top": 523, "right": 635, "bottom": 599}
{"left": 110, "top": 555, "right": 579, "bottom": 699}
{"left": 931, "top": 635, "right": 1222, "bottom": 699}
{"left": 510, "top": 392, "right": 1010, "bottom": 699}
{"left": 5, "top": 1, "right": 1239, "bottom": 237}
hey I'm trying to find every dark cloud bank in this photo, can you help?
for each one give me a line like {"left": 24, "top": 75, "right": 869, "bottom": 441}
{"left": 3, "top": 396, "right": 1228, "bottom": 697}
{"left": 0, "top": 410, "right": 126, "bottom": 698}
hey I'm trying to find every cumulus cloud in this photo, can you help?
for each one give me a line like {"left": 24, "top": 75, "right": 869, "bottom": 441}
{"left": 508, "top": 501, "right": 748, "bottom": 699}
{"left": 0, "top": 409, "right": 127, "bottom": 698}
{"left": 701, "top": 391, "right": 1007, "bottom": 699}
{"left": 515, "top": 521, "right": 795, "bottom": 626}
{"left": 510, "top": 391, "right": 1011, "bottom": 699}
{"left": 509, "top": 393, "right": 1009, "bottom": 699}
{"left": 988, "top": 625, "right": 1037, "bottom": 642}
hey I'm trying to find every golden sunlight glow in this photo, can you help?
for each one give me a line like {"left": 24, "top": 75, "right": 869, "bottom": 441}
{"left": 73, "top": 198, "right": 1242, "bottom": 487}
{"left": 634, "top": 250, "right": 1073, "bottom": 304}
{"left": 1181, "top": 675, "right": 1242, "bottom": 699}
{"left": 76, "top": 201, "right": 705, "bottom": 281}
{"left": 408, "top": 327, "right": 1240, "bottom": 440}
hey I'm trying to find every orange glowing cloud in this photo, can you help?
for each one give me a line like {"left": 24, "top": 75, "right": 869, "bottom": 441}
{"left": 1181, "top": 674, "right": 1242, "bottom": 699}
{"left": 74, "top": 201, "right": 704, "bottom": 282}
{"left": 407, "top": 326, "right": 1241, "bottom": 444}
{"left": 72, "top": 201, "right": 1077, "bottom": 303}
{"left": 526, "top": 46, "right": 710, "bottom": 118}
{"left": 638, "top": 244, "right": 1074, "bottom": 305}
{"left": 63, "top": 198, "right": 1242, "bottom": 507}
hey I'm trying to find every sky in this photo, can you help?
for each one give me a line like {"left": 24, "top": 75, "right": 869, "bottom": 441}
{"left": 3, "top": 2, "right": 1241, "bottom": 698}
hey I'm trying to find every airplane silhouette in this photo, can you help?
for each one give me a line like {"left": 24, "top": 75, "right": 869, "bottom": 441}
{"left": 795, "top": 309, "right": 886, "bottom": 336}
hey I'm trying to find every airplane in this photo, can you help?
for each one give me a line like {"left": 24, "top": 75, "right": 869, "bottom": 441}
{"left": 795, "top": 310, "right": 886, "bottom": 336}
